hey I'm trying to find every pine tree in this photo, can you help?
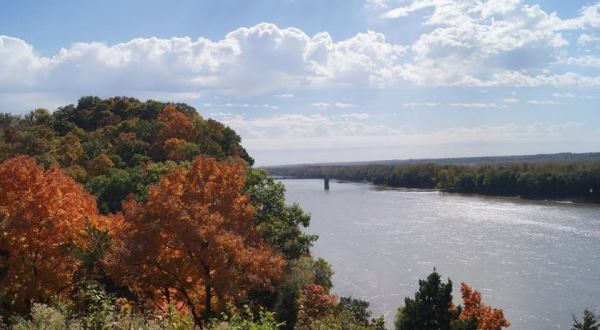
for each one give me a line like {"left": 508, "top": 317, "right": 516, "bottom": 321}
{"left": 572, "top": 310, "right": 599, "bottom": 330}
{"left": 395, "top": 270, "right": 458, "bottom": 330}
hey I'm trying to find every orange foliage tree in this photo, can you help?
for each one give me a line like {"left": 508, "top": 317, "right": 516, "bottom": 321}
{"left": 296, "top": 284, "right": 338, "bottom": 328}
{"left": 459, "top": 283, "right": 510, "bottom": 330}
{"left": 157, "top": 104, "right": 197, "bottom": 143}
{"left": 108, "top": 156, "right": 285, "bottom": 324}
{"left": 0, "top": 156, "right": 113, "bottom": 313}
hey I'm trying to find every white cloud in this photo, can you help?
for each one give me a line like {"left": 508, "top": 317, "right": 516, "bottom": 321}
{"left": 382, "top": 1, "right": 434, "bottom": 19}
{"left": 341, "top": 112, "right": 370, "bottom": 119}
{"left": 502, "top": 98, "right": 519, "bottom": 103}
{"left": 202, "top": 102, "right": 279, "bottom": 110}
{"left": 401, "top": 102, "right": 440, "bottom": 107}
{"left": 275, "top": 93, "right": 294, "bottom": 99}
{"left": 450, "top": 102, "right": 505, "bottom": 108}
{"left": 564, "top": 55, "right": 600, "bottom": 68}
{"left": 366, "top": 0, "right": 389, "bottom": 9}
{"left": 334, "top": 102, "right": 357, "bottom": 108}
{"left": 552, "top": 92, "right": 575, "bottom": 98}
{"left": 577, "top": 33, "right": 600, "bottom": 45}
{"left": 2, "top": 0, "right": 600, "bottom": 110}
{"left": 527, "top": 99, "right": 562, "bottom": 105}
{"left": 311, "top": 102, "right": 331, "bottom": 110}
{"left": 311, "top": 101, "right": 357, "bottom": 109}
{"left": 0, "top": 24, "right": 406, "bottom": 104}
{"left": 378, "top": 1, "right": 600, "bottom": 87}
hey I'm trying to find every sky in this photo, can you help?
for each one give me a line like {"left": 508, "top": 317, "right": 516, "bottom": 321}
{"left": 1, "top": 0, "right": 600, "bottom": 165}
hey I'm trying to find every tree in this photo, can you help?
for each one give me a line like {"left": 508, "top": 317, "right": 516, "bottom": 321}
{"left": 572, "top": 310, "right": 599, "bottom": 330}
{"left": 0, "top": 156, "right": 113, "bottom": 313}
{"left": 295, "top": 284, "right": 337, "bottom": 329}
{"left": 337, "top": 297, "right": 372, "bottom": 326}
{"left": 459, "top": 283, "right": 509, "bottom": 330}
{"left": 243, "top": 169, "right": 317, "bottom": 260}
{"left": 395, "top": 271, "right": 458, "bottom": 330}
{"left": 108, "top": 156, "right": 285, "bottom": 325}
{"left": 312, "top": 258, "right": 334, "bottom": 292}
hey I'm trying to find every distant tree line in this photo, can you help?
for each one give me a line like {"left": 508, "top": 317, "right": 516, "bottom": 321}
{"left": 267, "top": 162, "right": 600, "bottom": 202}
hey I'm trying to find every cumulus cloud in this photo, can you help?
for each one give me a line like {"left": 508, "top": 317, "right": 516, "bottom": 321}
{"left": 0, "top": 24, "right": 406, "bottom": 103}
{"left": 1, "top": 1, "right": 600, "bottom": 108}
{"left": 577, "top": 33, "right": 600, "bottom": 45}
{"left": 380, "top": 0, "right": 600, "bottom": 87}
{"left": 564, "top": 55, "right": 600, "bottom": 68}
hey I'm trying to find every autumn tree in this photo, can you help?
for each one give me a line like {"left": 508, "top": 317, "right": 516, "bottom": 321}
{"left": 108, "top": 156, "right": 285, "bottom": 325}
{"left": 0, "top": 156, "right": 113, "bottom": 313}
{"left": 459, "top": 283, "right": 510, "bottom": 330}
{"left": 295, "top": 284, "right": 337, "bottom": 329}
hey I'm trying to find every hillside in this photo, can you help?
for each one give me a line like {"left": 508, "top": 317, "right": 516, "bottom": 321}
{"left": 0, "top": 96, "right": 252, "bottom": 213}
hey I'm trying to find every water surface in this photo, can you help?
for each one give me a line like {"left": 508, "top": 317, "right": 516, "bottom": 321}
{"left": 280, "top": 179, "right": 600, "bottom": 329}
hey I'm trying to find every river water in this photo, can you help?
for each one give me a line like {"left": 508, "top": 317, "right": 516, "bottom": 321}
{"left": 279, "top": 179, "right": 600, "bottom": 330}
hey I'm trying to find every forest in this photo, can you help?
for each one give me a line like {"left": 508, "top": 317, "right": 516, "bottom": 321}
{"left": 267, "top": 162, "right": 600, "bottom": 202}
{"left": 0, "top": 96, "right": 593, "bottom": 329}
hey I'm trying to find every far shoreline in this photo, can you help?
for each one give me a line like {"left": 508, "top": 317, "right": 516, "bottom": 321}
{"left": 275, "top": 176, "right": 600, "bottom": 207}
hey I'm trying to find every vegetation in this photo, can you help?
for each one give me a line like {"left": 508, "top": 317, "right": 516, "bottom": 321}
{"left": 572, "top": 310, "right": 599, "bottom": 330}
{"left": 0, "top": 97, "right": 381, "bottom": 329}
{"left": 0, "top": 96, "right": 252, "bottom": 214}
{"left": 267, "top": 162, "right": 600, "bottom": 202}
{"left": 7, "top": 96, "right": 593, "bottom": 329}
{"left": 395, "top": 271, "right": 509, "bottom": 330}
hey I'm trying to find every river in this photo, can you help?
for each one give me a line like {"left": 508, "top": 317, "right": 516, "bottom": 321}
{"left": 279, "top": 179, "right": 600, "bottom": 330}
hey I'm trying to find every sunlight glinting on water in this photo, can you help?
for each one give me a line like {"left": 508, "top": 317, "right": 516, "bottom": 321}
{"left": 281, "top": 179, "right": 600, "bottom": 330}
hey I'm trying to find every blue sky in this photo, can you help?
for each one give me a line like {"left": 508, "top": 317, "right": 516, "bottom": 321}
{"left": 1, "top": 0, "right": 600, "bottom": 165}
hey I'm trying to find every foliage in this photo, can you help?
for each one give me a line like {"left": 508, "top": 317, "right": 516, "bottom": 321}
{"left": 9, "top": 300, "right": 197, "bottom": 330}
{"left": 295, "top": 284, "right": 337, "bottom": 329}
{"left": 0, "top": 97, "right": 340, "bottom": 329}
{"left": 244, "top": 169, "right": 317, "bottom": 260}
{"left": 395, "top": 271, "right": 510, "bottom": 330}
{"left": 459, "top": 283, "right": 510, "bottom": 330}
{"left": 0, "top": 156, "right": 115, "bottom": 314}
{"left": 395, "top": 270, "right": 458, "bottom": 330}
{"left": 208, "top": 305, "right": 281, "bottom": 330}
{"left": 0, "top": 97, "right": 253, "bottom": 213}
{"left": 337, "top": 297, "right": 373, "bottom": 326}
{"left": 572, "top": 310, "right": 600, "bottom": 330}
{"left": 108, "top": 156, "right": 285, "bottom": 325}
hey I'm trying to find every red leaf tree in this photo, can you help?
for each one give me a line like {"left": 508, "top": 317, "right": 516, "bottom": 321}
{"left": 459, "top": 283, "right": 510, "bottom": 330}
{"left": 108, "top": 156, "right": 285, "bottom": 324}
{"left": 0, "top": 156, "right": 113, "bottom": 313}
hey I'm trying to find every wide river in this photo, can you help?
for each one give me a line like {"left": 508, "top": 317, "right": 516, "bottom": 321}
{"left": 279, "top": 179, "right": 600, "bottom": 330}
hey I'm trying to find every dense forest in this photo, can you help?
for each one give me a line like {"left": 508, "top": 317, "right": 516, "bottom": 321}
{"left": 0, "top": 96, "right": 593, "bottom": 329}
{"left": 267, "top": 162, "right": 600, "bottom": 202}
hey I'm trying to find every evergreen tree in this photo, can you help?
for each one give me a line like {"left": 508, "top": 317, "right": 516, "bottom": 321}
{"left": 395, "top": 270, "right": 458, "bottom": 330}
{"left": 572, "top": 310, "right": 599, "bottom": 330}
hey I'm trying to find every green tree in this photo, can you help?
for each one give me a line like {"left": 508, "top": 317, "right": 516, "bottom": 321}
{"left": 312, "top": 258, "right": 334, "bottom": 292}
{"left": 395, "top": 270, "right": 458, "bottom": 330}
{"left": 337, "top": 297, "right": 372, "bottom": 326}
{"left": 244, "top": 169, "right": 317, "bottom": 260}
{"left": 572, "top": 310, "right": 599, "bottom": 330}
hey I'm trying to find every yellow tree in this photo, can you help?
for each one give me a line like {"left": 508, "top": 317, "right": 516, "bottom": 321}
{"left": 0, "top": 156, "right": 113, "bottom": 313}
{"left": 459, "top": 283, "right": 510, "bottom": 330}
{"left": 108, "top": 156, "right": 285, "bottom": 324}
